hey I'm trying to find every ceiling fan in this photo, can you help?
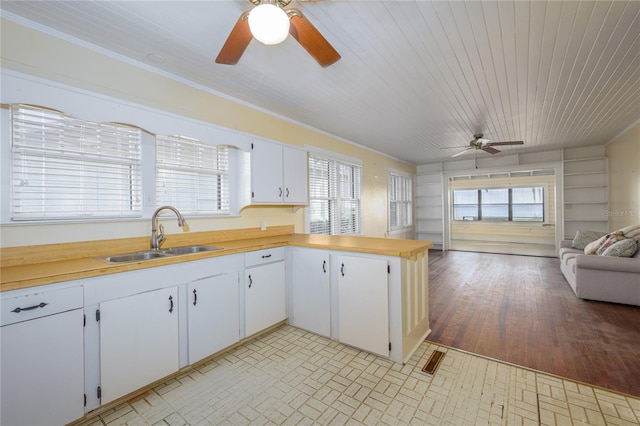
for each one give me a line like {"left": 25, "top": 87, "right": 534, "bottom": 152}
{"left": 215, "top": 0, "right": 341, "bottom": 67}
{"left": 450, "top": 134, "right": 524, "bottom": 158}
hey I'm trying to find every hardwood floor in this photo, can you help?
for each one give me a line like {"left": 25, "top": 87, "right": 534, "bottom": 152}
{"left": 426, "top": 250, "right": 640, "bottom": 397}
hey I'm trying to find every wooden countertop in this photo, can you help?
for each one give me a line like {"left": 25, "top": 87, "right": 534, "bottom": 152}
{"left": 1, "top": 231, "right": 432, "bottom": 293}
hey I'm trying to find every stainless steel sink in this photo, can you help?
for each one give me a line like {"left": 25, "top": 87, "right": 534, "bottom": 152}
{"left": 101, "top": 251, "right": 168, "bottom": 263}
{"left": 162, "top": 245, "right": 223, "bottom": 255}
{"left": 96, "top": 245, "right": 223, "bottom": 264}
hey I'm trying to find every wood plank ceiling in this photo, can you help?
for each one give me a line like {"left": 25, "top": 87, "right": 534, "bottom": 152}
{"left": 1, "top": 1, "right": 638, "bottom": 165}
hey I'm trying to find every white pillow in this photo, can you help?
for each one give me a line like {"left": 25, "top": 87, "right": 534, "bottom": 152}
{"left": 584, "top": 235, "right": 607, "bottom": 255}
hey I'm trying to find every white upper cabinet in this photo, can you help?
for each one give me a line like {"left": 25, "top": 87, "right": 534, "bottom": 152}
{"left": 251, "top": 138, "right": 308, "bottom": 204}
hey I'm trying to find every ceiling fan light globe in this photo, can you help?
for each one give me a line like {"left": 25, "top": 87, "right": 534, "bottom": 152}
{"left": 248, "top": 4, "right": 290, "bottom": 45}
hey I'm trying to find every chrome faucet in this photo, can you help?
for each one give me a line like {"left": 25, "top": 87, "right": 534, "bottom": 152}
{"left": 151, "top": 206, "right": 188, "bottom": 250}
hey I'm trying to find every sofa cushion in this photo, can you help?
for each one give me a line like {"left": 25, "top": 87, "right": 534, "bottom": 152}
{"left": 600, "top": 238, "right": 638, "bottom": 257}
{"left": 571, "top": 230, "right": 607, "bottom": 250}
{"left": 559, "top": 248, "right": 579, "bottom": 266}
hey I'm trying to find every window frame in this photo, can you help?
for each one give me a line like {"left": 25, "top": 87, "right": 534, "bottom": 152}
{"left": 452, "top": 186, "right": 545, "bottom": 222}
{"left": 155, "top": 134, "right": 230, "bottom": 216}
{"left": 388, "top": 170, "right": 413, "bottom": 232}
{"left": 307, "top": 152, "right": 363, "bottom": 236}
{"left": 9, "top": 104, "right": 143, "bottom": 221}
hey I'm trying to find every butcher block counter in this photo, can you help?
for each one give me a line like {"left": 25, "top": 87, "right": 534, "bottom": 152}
{"left": 1, "top": 225, "right": 433, "bottom": 425}
{"left": 0, "top": 226, "right": 432, "bottom": 292}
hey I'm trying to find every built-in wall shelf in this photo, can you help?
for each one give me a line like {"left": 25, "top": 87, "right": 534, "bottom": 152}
{"left": 562, "top": 147, "right": 609, "bottom": 240}
{"left": 415, "top": 166, "right": 444, "bottom": 249}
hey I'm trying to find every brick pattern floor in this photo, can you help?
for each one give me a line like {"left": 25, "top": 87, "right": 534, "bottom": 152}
{"left": 78, "top": 325, "right": 640, "bottom": 425}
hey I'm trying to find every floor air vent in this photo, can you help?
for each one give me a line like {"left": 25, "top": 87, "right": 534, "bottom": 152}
{"left": 422, "top": 350, "right": 445, "bottom": 375}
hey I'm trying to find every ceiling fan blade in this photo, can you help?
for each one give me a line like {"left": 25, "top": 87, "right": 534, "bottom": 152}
{"left": 215, "top": 10, "right": 252, "bottom": 65}
{"left": 451, "top": 147, "right": 473, "bottom": 158}
{"left": 287, "top": 8, "right": 341, "bottom": 67}
{"left": 481, "top": 146, "right": 501, "bottom": 155}
{"left": 486, "top": 141, "right": 524, "bottom": 146}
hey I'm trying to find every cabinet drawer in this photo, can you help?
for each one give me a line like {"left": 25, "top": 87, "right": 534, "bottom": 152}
{"left": 245, "top": 247, "right": 285, "bottom": 267}
{"left": 1, "top": 286, "right": 83, "bottom": 326}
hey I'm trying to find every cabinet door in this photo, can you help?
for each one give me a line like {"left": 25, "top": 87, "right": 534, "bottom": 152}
{"left": 188, "top": 273, "right": 240, "bottom": 364}
{"left": 336, "top": 255, "right": 389, "bottom": 357}
{"left": 245, "top": 261, "right": 286, "bottom": 337}
{"left": 251, "top": 139, "right": 284, "bottom": 203}
{"left": 283, "top": 146, "right": 308, "bottom": 204}
{"left": 290, "top": 249, "right": 330, "bottom": 337}
{"left": 100, "top": 287, "right": 179, "bottom": 404}
{"left": 1, "top": 309, "right": 84, "bottom": 426}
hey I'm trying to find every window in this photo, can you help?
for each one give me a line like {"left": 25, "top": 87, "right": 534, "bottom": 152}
{"left": 156, "top": 135, "right": 229, "bottom": 215}
{"left": 452, "top": 187, "right": 544, "bottom": 222}
{"left": 308, "top": 153, "right": 362, "bottom": 235}
{"left": 512, "top": 187, "right": 544, "bottom": 221}
{"left": 388, "top": 172, "right": 412, "bottom": 230}
{"left": 10, "top": 104, "right": 142, "bottom": 220}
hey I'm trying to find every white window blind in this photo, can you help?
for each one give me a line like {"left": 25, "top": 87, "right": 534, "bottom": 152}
{"left": 156, "top": 135, "right": 229, "bottom": 215}
{"left": 389, "top": 172, "right": 413, "bottom": 230}
{"left": 308, "top": 154, "right": 362, "bottom": 235}
{"left": 11, "top": 104, "right": 142, "bottom": 220}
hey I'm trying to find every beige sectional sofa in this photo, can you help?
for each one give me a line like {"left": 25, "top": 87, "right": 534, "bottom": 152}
{"left": 558, "top": 239, "right": 640, "bottom": 306}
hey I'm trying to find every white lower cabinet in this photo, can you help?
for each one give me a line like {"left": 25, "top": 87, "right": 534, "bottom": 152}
{"left": 99, "top": 286, "right": 179, "bottom": 404}
{"left": 335, "top": 254, "right": 390, "bottom": 357}
{"left": 188, "top": 272, "right": 240, "bottom": 364}
{"left": 244, "top": 248, "right": 286, "bottom": 337}
{"left": 1, "top": 285, "right": 84, "bottom": 426}
{"left": 289, "top": 248, "right": 331, "bottom": 337}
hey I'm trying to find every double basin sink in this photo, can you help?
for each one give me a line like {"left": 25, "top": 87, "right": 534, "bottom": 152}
{"left": 97, "top": 245, "right": 223, "bottom": 264}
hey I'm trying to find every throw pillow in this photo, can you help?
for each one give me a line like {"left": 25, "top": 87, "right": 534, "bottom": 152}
{"left": 633, "top": 235, "right": 640, "bottom": 258}
{"left": 584, "top": 235, "right": 608, "bottom": 255}
{"left": 571, "top": 230, "right": 606, "bottom": 250}
{"left": 596, "top": 232, "right": 625, "bottom": 255}
{"left": 600, "top": 238, "right": 638, "bottom": 257}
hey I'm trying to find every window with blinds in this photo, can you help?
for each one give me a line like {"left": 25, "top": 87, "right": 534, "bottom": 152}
{"left": 388, "top": 172, "right": 413, "bottom": 230}
{"left": 308, "top": 153, "right": 362, "bottom": 235}
{"left": 156, "top": 135, "right": 229, "bottom": 215}
{"left": 11, "top": 104, "right": 142, "bottom": 220}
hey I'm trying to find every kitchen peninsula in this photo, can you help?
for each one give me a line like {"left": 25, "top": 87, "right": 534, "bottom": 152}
{"left": 1, "top": 226, "right": 431, "bottom": 425}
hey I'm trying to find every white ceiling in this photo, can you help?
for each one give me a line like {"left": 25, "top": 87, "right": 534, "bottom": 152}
{"left": 2, "top": 1, "right": 639, "bottom": 165}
